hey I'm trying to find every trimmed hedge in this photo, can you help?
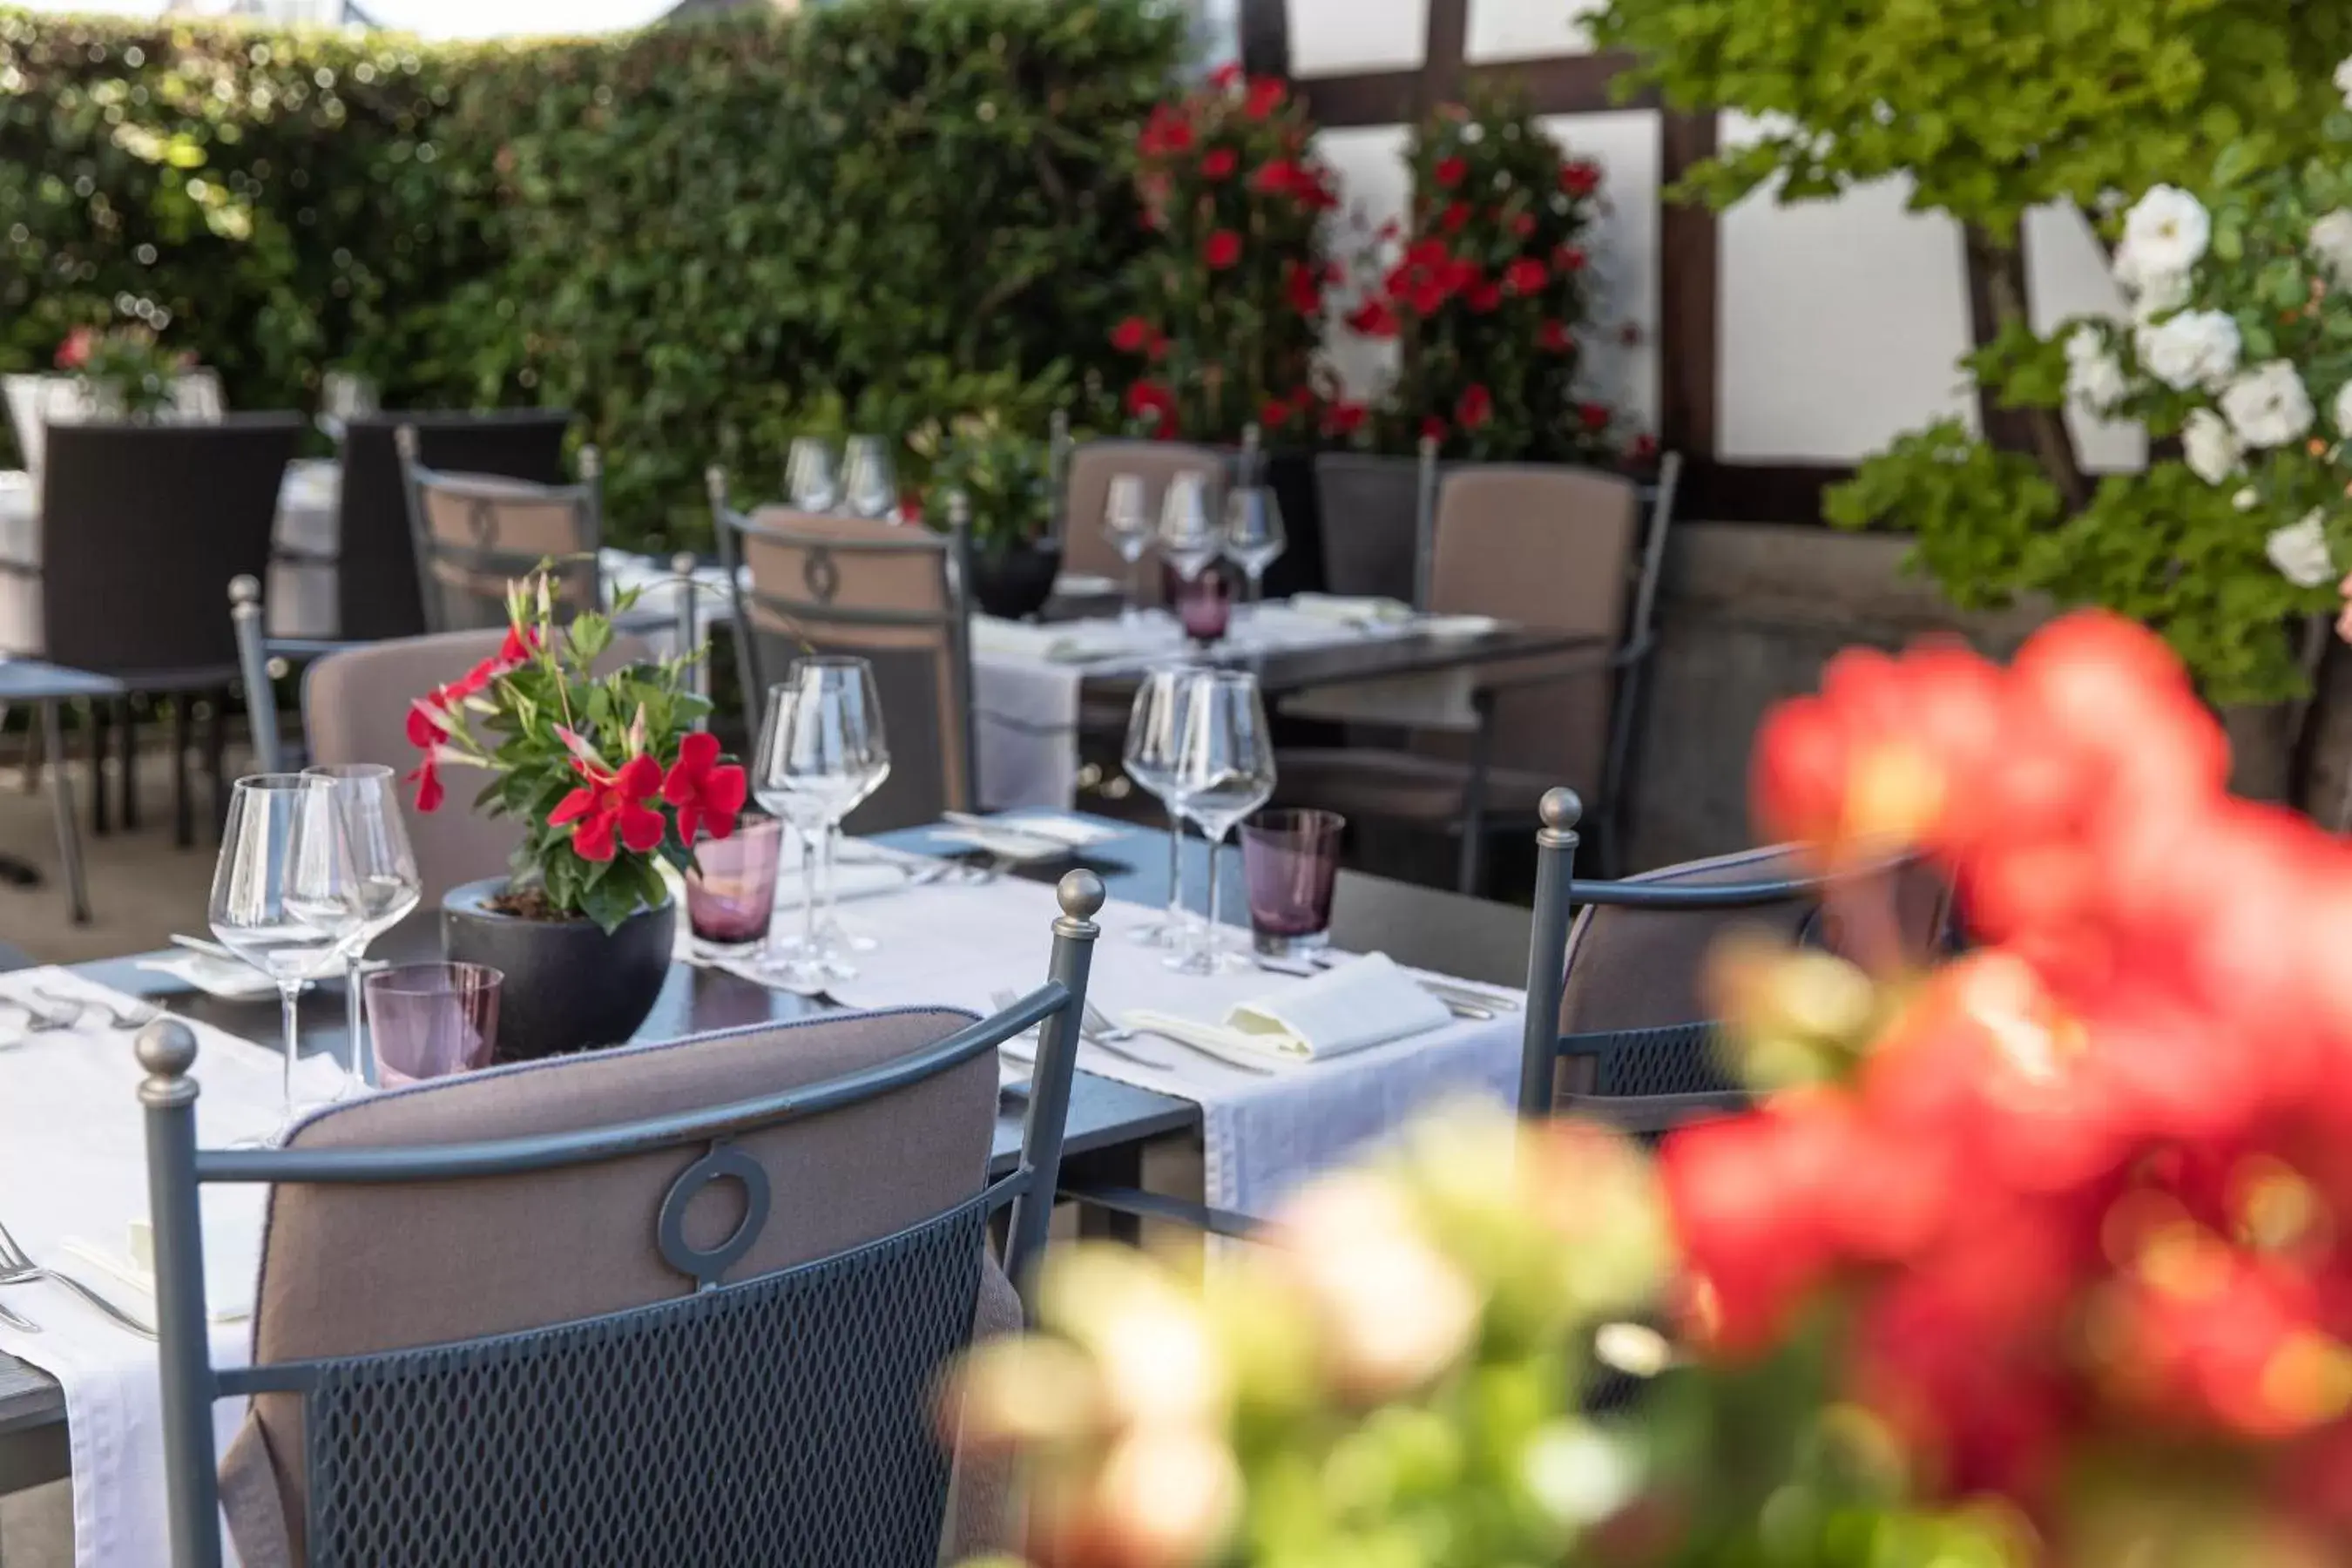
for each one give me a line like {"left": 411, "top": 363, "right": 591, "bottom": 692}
{"left": 0, "top": 0, "right": 1186, "bottom": 548}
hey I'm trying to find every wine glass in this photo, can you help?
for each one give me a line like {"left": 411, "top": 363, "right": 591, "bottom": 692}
{"left": 1156, "top": 472, "right": 1220, "bottom": 583}
{"left": 1103, "top": 474, "right": 1155, "bottom": 621}
{"left": 787, "top": 436, "right": 841, "bottom": 512}
{"left": 752, "top": 658, "right": 892, "bottom": 989}
{"left": 209, "top": 775, "right": 368, "bottom": 1140}
{"left": 1166, "top": 670, "right": 1277, "bottom": 976}
{"left": 305, "top": 763, "right": 422, "bottom": 1098}
{"left": 316, "top": 370, "right": 378, "bottom": 443}
{"left": 1222, "top": 485, "right": 1287, "bottom": 627}
{"left": 841, "top": 436, "right": 900, "bottom": 521}
{"left": 1121, "top": 666, "right": 1199, "bottom": 949}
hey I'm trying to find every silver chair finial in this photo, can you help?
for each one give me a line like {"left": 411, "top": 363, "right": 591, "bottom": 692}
{"left": 227, "top": 574, "right": 260, "bottom": 609}
{"left": 1540, "top": 787, "right": 1583, "bottom": 835}
{"left": 1056, "top": 868, "right": 1105, "bottom": 923}
{"left": 136, "top": 1018, "right": 200, "bottom": 1108}
{"left": 393, "top": 422, "right": 419, "bottom": 461}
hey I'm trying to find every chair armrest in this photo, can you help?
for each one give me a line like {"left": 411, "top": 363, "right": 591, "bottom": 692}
{"left": 1058, "top": 1182, "right": 1267, "bottom": 1241}
{"left": 1556, "top": 1090, "right": 1750, "bottom": 1136}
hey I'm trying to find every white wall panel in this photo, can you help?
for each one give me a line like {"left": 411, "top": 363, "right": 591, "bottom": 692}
{"left": 1538, "top": 111, "right": 1660, "bottom": 432}
{"left": 1314, "top": 125, "right": 1414, "bottom": 399}
{"left": 1716, "top": 112, "right": 1976, "bottom": 463}
{"left": 1286, "top": 0, "right": 1427, "bottom": 77}
{"left": 1463, "top": 0, "right": 1605, "bottom": 62}
{"left": 2024, "top": 200, "right": 2146, "bottom": 473}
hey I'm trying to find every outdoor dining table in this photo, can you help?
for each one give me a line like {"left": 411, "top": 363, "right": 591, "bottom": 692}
{"left": 0, "top": 811, "right": 1534, "bottom": 1504}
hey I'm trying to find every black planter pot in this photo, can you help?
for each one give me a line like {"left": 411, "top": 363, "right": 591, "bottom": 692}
{"left": 970, "top": 538, "right": 1062, "bottom": 621}
{"left": 441, "top": 878, "right": 675, "bottom": 1061}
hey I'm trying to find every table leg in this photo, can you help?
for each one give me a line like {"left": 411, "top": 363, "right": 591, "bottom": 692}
{"left": 170, "top": 697, "right": 193, "bottom": 849}
{"left": 203, "top": 689, "right": 227, "bottom": 839}
{"left": 43, "top": 703, "right": 89, "bottom": 924}
{"left": 1067, "top": 1144, "right": 1145, "bottom": 1247}
{"left": 86, "top": 700, "right": 106, "bottom": 838}
{"left": 118, "top": 699, "right": 139, "bottom": 833}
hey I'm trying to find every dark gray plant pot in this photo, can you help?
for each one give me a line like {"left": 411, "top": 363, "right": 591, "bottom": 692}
{"left": 441, "top": 878, "right": 675, "bottom": 1062}
{"left": 970, "top": 538, "right": 1063, "bottom": 621}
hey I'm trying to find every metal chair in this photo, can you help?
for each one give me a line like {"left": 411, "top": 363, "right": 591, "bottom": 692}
{"left": 1273, "top": 453, "right": 1682, "bottom": 890}
{"left": 139, "top": 871, "right": 1105, "bottom": 1568}
{"left": 399, "top": 423, "right": 602, "bottom": 634}
{"left": 1312, "top": 437, "right": 1443, "bottom": 607}
{"left": 709, "top": 470, "right": 978, "bottom": 833}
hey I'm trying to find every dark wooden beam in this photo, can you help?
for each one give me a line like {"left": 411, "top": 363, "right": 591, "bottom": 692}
{"left": 1677, "top": 461, "right": 1849, "bottom": 525}
{"left": 1235, "top": 0, "right": 1289, "bottom": 81}
{"left": 1300, "top": 52, "right": 1650, "bottom": 128}
{"left": 1420, "top": 0, "right": 1469, "bottom": 107}
{"left": 1657, "top": 110, "right": 1719, "bottom": 462}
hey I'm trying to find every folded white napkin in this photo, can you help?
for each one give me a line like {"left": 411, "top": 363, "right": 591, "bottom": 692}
{"left": 60, "top": 1200, "right": 261, "bottom": 1325}
{"left": 1416, "top": 612, "right": 1502, "bottom": 639}
{"left": 280, "top": 459, "right": 340, "bottom": 506}
{"left": 1288, "top": 592, "right": 1416, "bottom": 628}
{"left": 1122, "top": 953, "right": 1452, "bottom": 1065}
{"left": 970, "top": 614, "right": 1173, "bottom": 666}
{"left": 1052, "top": 572, "right": 1122, "bottom": 598}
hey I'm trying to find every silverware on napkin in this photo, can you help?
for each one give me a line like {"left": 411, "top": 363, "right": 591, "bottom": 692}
{"left": 0, "top": 1216, "right": 154, "bottom": 1341}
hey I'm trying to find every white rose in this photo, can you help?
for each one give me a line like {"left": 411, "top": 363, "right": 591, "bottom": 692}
{"left": 2308, "top": 209, "right": 2352, "bottom": 284}
{"left": 2235, "top": 488, "right": 2261, "bottom": 512}
{"left": 2132, "top": 309, "right": 2240, "bottom": 391}
{"left": 2065, "top": 327, "right": 2127, "bottom": 412}
{"left": 2337, "top": 56, "right": 2352, "bottom": 110}
{"left": 2113, "top": 244, "right": 2190, "bottom": 321}
{"left": 2267, "top": 510, "right": 2335, "bottom": 590}
{"left": 2181, "top": 408, "right": 2240, "bottom": 485}
{"left": 2220, "top": 360, "right": 2315, "bottom": 449}
{"left": 2335, "top": 382, "right": 2352, "bottom": 441}
{"left": 2120, "top": 185, "right": 2211, "bottom": 277}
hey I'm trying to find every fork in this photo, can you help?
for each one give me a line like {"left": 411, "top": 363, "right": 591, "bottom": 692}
{"left": 34, "top": 987, "right": 161, "bottom": 1031}
{"left": 0, "top": 1217, "right": 154, "bottom": 1341}
{"left": 0, "top": 1296, "right": 37, "bottom": 1335}
{"left": 991, "top": 991, "right": 1172, "bottom": 1070}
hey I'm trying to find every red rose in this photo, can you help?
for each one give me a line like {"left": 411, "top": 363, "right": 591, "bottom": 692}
{"left": 662, "top": 731, "right": 748, "bottom": 843}
{"left": 1406, "top": 274, "right": 1450, "bottom": 315}
{"left": 1200, "top": 146, "right": 1238, "bottom": 181}
{"left": 1538, "top": 320, "right": 1575, "bottom": 354}
{"left": 1301, "top": 175, "right": 1340, "bottom": 213}
{"left": 1345, "top": 298, "right": 1402, "bottom": 339}
{"left": 1444, "top": 257, "right": 1483, "bottom": 294}
{"left": 1467, "top": 281, "right": 1503, "bottom": 313}
{"left": 1578, "top": 401, "right": 1611, "bottom": 432}
{"left": 1456, "top": 384, "right": 1493, "bottom": 430}
{"left": 548, "top": 754, "right": 666, "bottom": 864}
{"left": 1322, "top": 401, "right": 1369, "bottom": 438}
{"left": 1243, "top": 77, "right": 1286, "bottom": 119}
{"left": 1208, "top": 62, "right": 1242, "bottom": 90}
{"left": 1283, "top": 260, "right": 1322, "bottom": 314}
{"left": 1439, "top": 201, "right": 1470, "bottom": 234}
{"left": 1628, "top": 432, "right": 1659, "bottom": 462}
{"left": 1434, "top": 156, "right": 1469, "bottom": 189}
{"left": 1560, "top": 159, "right": 1600, "bottom": 196}
{"left": 1139, "top": 105, "right": 1194, "bottom": 158}
{"left": 1510, "top": 212, "right": 1537, "bottom": 238}
{"left": 1404, "top": 238, "right": 1450, "bottom": 270}
{"left": 1249, "top": 159, "right": 1301, "bottom": 196}
{"left": 1111, "top": 315, "right": 1158, "bottom": 354}
{"left": 1504, "top": 257, "right": 1548, "bottom": 294}
{"left": 1419, "top": 415, "right": 1449, "bottom": 445}
{"left": 53, "top": 327, "right": 94, "bottom": 371}
{"left": 1555, "top": 244, "right": 1588, "bottom": 273}
{"left": 1203, "top": 229, "right": 1243, "bottom": 269}
{"left": 1125, "top": 380, "right": 1179, "bottom": 436}
{"left": 1260, "top": 395, "right": 1296, "bottom": 430}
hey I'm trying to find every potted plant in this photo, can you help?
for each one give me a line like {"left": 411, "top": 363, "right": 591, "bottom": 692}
{"left": 915, "top": 415, "right": 1062, "bottom": 621}
{"left": 54, "top": 321, "right": 195, "bottom": 419}
{"left": 403, "top": 570, "right": 747, "bottom": 1059}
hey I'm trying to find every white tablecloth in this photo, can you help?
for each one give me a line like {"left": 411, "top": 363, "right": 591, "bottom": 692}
{"left": 0, "top": 463, "right": 341, "bottom": 651}
{"left": 0, "top": 967, "right": 346, "bottom": 1568}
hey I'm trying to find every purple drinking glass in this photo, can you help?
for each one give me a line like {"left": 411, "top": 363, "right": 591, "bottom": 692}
{"left": 365, "top": 963, "right": 502, "bottom": 1086}
{"left": 686, "top": 815, "right": 784, "bottom": 954}
{"left": 1176, "top": 569, "right": 1233, "bottom": 645}
{"left": 1240, "top": 808, "right": 1345, "bottom": 956}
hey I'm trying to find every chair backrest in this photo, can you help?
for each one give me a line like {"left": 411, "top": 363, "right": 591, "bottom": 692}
{"left": 711, "top": 474, "right": 976, "bottom": 832}
{"left": 1313, "top": 443, "right": 1441, "bottom": 605}
{"left": 335, "top": 414, "right": 573, "bottom": 642}
{"left": 1429, "top": 463, "right": 1642, "bottom": 801}
{"left": 401, "top": 425, "right": 601, "bottom": 634}
{"left": 301, "top": 626, "right": 652, "bottom": 909}
{"left": 1058, "top": 439, "right": 1227, "bottom": 601}
{"left": 138, "top": 872, "right": 1105, "bottom": 1568}
{"left": 38, "top": 417, "right": 301, "bottom": 680}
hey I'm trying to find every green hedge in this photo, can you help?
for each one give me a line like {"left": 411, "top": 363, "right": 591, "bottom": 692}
{"left": 0, "top": 0, "right": 1186, "bottom": 549}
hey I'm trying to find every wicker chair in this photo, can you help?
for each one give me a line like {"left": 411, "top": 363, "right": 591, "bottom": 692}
{"left": 398, "top": 422, "right": 602, "bottom": 634}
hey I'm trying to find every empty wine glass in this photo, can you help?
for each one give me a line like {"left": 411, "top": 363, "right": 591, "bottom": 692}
{"left": 1122, "top": 666, "right": 1198, "bottom": 950}
{"left": 841, "top": 436, "right": 900, "bottom": 521}
{"left": 305, "top": 763, "right": 422, "bottom": 1098}
{"left": 1103, "top": 474, "right": 1155, "bottom": 621}
{"left": 210, "top": 775, "right": 368, "bottom": 1140}
{"left": 316, "top": 370, "right": 378, "bottom": 443}
{"left": 752, "top": 659, "right": 892, "bottom": 989}
{"left": 787, "top": 436, "right": 841, "bottom": 512}
{"left": 1157, "top": 472, "right": 1220, "bottom": 583}
{"left": 1166, "top": 670, "right": 1277, "bottom": 976}
{"left": 1223, "top": 485, "right": 1287, "bottom": 626}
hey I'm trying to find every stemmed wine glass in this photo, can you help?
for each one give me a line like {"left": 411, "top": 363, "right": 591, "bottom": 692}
{"left": 209, "top": 775, "right": 368, "bottom": 1140}
{"left": 1156, "top": 472, "right": 1220, "bottom": 584}
{"left": 1103, "top": 474, "right": 1155, "bottom": 621}
{"left": 1166, "top": 670, "right": 1277, "bottom": 976}
{"left": 1222, "top": 485, "right": 1287, "bottom": 628}
{"left": 787, "top": 436, "right": 841, "bottom": 512}
{"left": 841, "top": 436, "right": 900, "bottom": 521}
{"left": 304, "top": 763, "right": 422, "bottom": 1098}
{"left": 753, "top": 658, "right": 892, "bottom": 989}
{"left": 1121, "top": 666, "right": 1198, "bottom": 949}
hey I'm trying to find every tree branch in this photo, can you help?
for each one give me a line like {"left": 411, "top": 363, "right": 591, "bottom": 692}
{"left": 1963, "top": 218, "right": 2089, "bottom": 514}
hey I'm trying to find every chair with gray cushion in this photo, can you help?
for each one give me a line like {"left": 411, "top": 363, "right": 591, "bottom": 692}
{"left": 710, "top": 470, "right": 977, "bottom": 833}
{"left": 399, "top": 424, "right": 602, "bottom": 634}
{"left": 139, "top": 872, "right": 1105, "bottom": 1568}
{"left": 1056, "top": 438, "right": 1227, "bottom": 605}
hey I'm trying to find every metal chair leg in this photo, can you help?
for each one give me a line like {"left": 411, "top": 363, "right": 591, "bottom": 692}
{"left": 19, "top": 699, "right": 41, "bottom": 794}
{"left": 204, "top": 690, "right": 228, "bottom": 839}
{"left": 43, "top": 703, "right": 91, "bottom": 925}
{"left": 171, "top": 697, "right": 193, "bottom": 849}
{"left": 119, "top": 699, "right": 140, "bottom": 833}
{"left": 88, "top": 700, "right": 109, "bottom": 837}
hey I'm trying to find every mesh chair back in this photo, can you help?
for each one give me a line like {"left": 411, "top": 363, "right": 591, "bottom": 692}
{"left": 37, "top": 417, "right": 301, "bottom": 680}
{"left": 718, "top": 500, "right": 975, "bottom": 832}
{"left": 404, "top": 443, "right": 601, "bottom": 634}
{"left": 1314, "top": 451, "right": 1429, "bottom": 604}
{"left": 143, "top": 882, "right": 1104, "bottom": 1568}
{"left": 1059, "top": 439, "right": 1226, "bottom": 602}
{"left": 303, "top": 628, "right": 652, "bottom": 909}
{"left": 335, "top": 414, "right": 573, "bottom": 641}
{"left": 1429, "top": 464, "right": 1640, "bottom": 801}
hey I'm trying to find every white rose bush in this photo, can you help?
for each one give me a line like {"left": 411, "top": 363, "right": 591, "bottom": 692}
{"left": 1832, "top": 71, "right": 2352, "bottom": 701}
